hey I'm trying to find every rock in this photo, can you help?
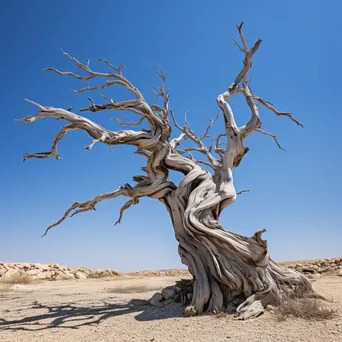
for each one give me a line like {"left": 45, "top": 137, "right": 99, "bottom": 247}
{"left": 2, "top": 269, "right": 21, "bottom": 279}
{"left": 110, "top": 269, "right": 120, "bottom": 276}
{"left": 26, "top": 269, "right": 40, "bottom": 276}
{"left": 162, "top": 286, "right": 176, "bottom": 300}
{"left": 101, "top": 270, "right": 112, "bottom": 277}
{"left": 75, "top": 271, "right": 87, "bottom": 279}
{"left": 0, "top": 268, "right": 7, "bottom": 277}
{"left": 149, "top": 292, "right": 163, "bottom": 306}
{"left": 337, "top": 270, "right": 342, "bottom": 277}
{"left": 163, "top": 299, "right": 174, "bottom": 306}
{"left": 59, "top": 270, "right": 74, "bottom": 279}
{"left": 2, "top": 263, "right": 10, "bottom": 271}
{"left": 34, "top": 263, "right": 50, "bottom": 271}
{"left": 184, "top": 306, "right": 197, "bottom": 317}
{"left": 174, "top": 286, "right": 182, "bottom": 294}
{"left": 36, "top": 271, "right": 51, "bottom": 280}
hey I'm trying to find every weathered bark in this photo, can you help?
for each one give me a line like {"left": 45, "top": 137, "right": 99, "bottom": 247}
{"left": 17, "top": 22, "right": 315, "bottom": 319}
{"left": 164, "top": 153, "right": 313, "bottom": 318}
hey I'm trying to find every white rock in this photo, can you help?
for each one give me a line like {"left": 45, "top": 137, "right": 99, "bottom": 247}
{"left": 26, "top": 270, "right": 40, "bottom": 276}
{"left": 2, "top": 269, "right": 21, "bottom": 279}
{"left": 0, "top": 268, "right": 7, "bottom": 277}
{"left": 75, "top": 271, "right": 87, "bottom": 279}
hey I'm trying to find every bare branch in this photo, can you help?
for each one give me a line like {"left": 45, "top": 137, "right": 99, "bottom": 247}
{"left": 42, "top": 186, "right": 130, "bottom": 237}
{"left": 232, "top": 38, "right": 244, "bottom": 52}
{"left": 170, "top": 110, "right": 220, "bottom": 168}
{"left": 196, "top": 160, "right": 216, "bottom": 170}
{"left": 114, "top": 199, "right": 137, "bottom": 226}
{"left": 236, "top": 21, "right": 248, "bottom": 54}
{"left": 170, "top": 133, "right": 187, "bottom": 150}
{"left": 200, "top": 111, "right": 221, "bottom": 140}
{"left": 254, "top": 95, "right": 303, "bottom": 127}
{"left": 73, "top": 80, "right": 127, "bottom": 93}
{"left": 237, "top": 88, "right": 303, "bottom": 127}
{"left": 114, "top": 116, "right": 145, "bottom": 128}
{"left": 98, "top": 58, "right": 125, "bottom": 74}
{"left": 220, "top": 27, "right": 262, "bottom": 102}
{"left": 44, "top": 50, "right": 144, "bottom": 101}
{"left": 236, "top": 189, "right": 250, "bottom": 195}
{"left": 18, "top": 100, "right": 152, "bottom": 160}
{"left": 240, "top": 82, "right": 261, "bottom": 138}
{"left": 151, "top": 65, "right": 169, "bottom": 119}
{"left": 256, "top": 128, "right": 286, "bottom": 151}
{"left": 23, "top": 124, "right": 77, "bottom": 161}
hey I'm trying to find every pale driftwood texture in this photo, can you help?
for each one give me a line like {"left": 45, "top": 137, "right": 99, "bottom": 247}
{"left": 18, "top": 23, "right": 314, "bottom": 319}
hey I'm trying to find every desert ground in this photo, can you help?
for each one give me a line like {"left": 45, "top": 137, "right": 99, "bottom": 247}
{"left": 0, "top": 273, "right": 341, "bottom": 342}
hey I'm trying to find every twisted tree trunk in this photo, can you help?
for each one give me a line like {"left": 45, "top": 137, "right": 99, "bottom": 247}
{"left": 164, "top": 153, "right": 312, "bottom": 318}
{"left": 17, "top": 22, "right": 315, "bottom": 319}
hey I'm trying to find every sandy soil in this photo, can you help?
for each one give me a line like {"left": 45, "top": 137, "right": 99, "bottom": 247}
{"left": 0, "top": 275, "right": 341, "bottom": 342}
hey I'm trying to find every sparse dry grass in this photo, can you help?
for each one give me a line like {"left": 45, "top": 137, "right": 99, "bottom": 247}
{"left": 1, "top": 274, "right": 33, "bottom": 285}
{"left": 274, "top": 298, "right": 337, "bottom": 321}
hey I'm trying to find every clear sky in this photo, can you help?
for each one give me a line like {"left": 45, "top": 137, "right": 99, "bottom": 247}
{"left": 1, "top": 1, "right": 341, "bottom": 272}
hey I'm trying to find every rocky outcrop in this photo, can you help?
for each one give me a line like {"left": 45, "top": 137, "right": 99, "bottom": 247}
{"left": 1, "top": 257, "right": 341, "bottom": 284}
{"left": 0, "top": 262, "right": 120, "bottom": 281}
{"left": 279, "top": 257, "right": 342, "bottom": 276}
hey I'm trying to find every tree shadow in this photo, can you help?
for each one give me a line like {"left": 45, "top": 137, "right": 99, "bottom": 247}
{"left": 0, "top": 299, "right": 185, "bottom": 332}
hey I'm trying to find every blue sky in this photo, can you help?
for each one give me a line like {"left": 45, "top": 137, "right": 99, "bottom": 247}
{"left": 1, "top": 1, "right": 341, "bottom": 272}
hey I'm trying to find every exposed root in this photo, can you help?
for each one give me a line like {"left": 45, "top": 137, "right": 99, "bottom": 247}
{"left": 151, "top": 260, "right": 316, "bottom": 320}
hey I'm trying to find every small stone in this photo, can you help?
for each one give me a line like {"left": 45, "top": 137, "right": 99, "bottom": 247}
{"left": 184, "top": 306, "right": 197, "bottom": 317}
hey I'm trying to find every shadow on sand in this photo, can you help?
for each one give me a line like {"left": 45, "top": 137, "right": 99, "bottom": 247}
{"left": 0, "top": 299, "right": 186, "bottom": 332}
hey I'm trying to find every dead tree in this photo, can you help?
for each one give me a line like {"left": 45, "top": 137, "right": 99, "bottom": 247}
{"left": 18, "top": 23, "right": 314, "bottom": 319}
